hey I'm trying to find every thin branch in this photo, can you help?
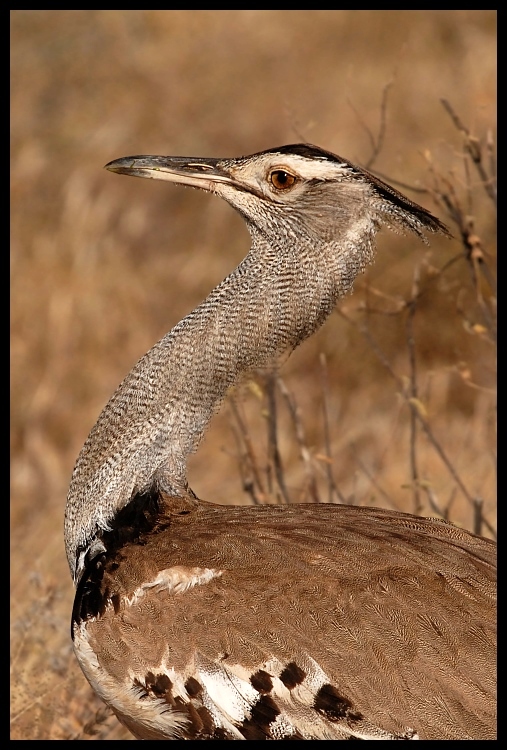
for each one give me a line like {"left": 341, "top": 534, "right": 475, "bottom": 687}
{"left": 277, "top": 377, "right": 321, "bottom": 504}
{"left": 337, "top": 308, "right": 496, "bottom": 538}
{"left": 266, "top": 373, "right": 291, "bottom": 504}
{"left": 406, "top": 264, "right": 423, "bottom": 515}
{"left": 348, "top": 79, "right": 393, "bottom": 171}
{"left": 421, "top": 484, "right": 448, "bottom": 521}
{"left": 473, "top": 496, "right": 484, "bottom": 537}
{"left": 441, "top": 99, "right": 497, "bottom": 205}
{"left": 319, "top": 353, "right": 348, "bottom": 504}
{"left": 348, "top": 442, "right": 398, "bottom": 510}
{"left": 365, "top": 80, "right": 393, "bottom": 170}
{"left": 228, "top": 396, "right": 266, "bottom": 505}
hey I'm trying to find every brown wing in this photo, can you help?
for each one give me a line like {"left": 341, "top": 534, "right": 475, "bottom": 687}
{"left": 73, "top": 499, "right": 496, "bottom": 739}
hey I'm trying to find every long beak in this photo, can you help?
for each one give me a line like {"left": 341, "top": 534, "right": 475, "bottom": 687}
{"left": 104, "top": 155, "right": 233, "bottom": 191}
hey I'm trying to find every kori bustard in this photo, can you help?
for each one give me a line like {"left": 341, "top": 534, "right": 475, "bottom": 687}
{"left": 65, "top": 144, "right": 496, "bottom": 740}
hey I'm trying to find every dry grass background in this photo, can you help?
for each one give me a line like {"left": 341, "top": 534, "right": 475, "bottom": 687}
{"left": 10, "top": 10, "right": 496, "bottom": 740}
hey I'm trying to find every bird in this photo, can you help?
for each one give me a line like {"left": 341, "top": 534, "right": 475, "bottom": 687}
{"left": 65, "top": 143, "right": 496, "bottom": 740}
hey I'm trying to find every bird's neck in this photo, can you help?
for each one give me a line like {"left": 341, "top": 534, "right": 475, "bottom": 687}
{"left": 65, "top": 227, "right": 374, "bottom": 577}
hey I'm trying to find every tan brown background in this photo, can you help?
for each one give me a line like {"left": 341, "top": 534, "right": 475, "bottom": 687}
{"left": 11, "top": 10, "right": 496, "bottom": 739}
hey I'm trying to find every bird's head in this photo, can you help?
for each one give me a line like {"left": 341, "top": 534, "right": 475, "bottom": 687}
{"left": 105, "top": 143, "right": 450, "bottom": 250}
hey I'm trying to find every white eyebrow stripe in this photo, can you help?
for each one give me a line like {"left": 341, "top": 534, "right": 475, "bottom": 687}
{"left": 269, "top": 156, "right": 353, "bottom": 181}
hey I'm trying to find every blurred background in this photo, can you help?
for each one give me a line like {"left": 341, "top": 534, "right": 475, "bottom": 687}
{"left": 11, "top": 10, "right": 496, "bottom": 739}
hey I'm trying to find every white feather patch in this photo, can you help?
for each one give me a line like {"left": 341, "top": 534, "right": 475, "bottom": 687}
{"left": 197, "top": 660, "right": 259, "bottom": 725}
{"left": 124, "top": 566, "right": 223, "bottom": 606}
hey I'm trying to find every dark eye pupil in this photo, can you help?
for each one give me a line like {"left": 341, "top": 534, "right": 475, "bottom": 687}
{"left": 271, "top": 170, "right": 295, "bottom": 189}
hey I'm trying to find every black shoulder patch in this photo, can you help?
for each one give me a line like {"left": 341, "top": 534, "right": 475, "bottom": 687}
{"left": 71, "top": 487, "right": 166, "bottom": 632}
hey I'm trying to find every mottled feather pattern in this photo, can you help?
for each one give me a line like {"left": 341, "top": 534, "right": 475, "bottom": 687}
{"left": 73, "top": 497, "right": 495, "bottom": 740}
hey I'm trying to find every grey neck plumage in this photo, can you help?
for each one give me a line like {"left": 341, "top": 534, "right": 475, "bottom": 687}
{"left": 64, "top": 217, "right": 376, "bottom": 583}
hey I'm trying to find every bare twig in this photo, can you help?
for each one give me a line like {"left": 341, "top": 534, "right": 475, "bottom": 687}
{"left": 473, "top": 496, "right": 485, "bottom": 537}
{"left": 441, "top": 99, "right": 497, "bottom": 205}
{"left": 319, "top": 353, "right": 348, "bottom": 504}
{"left": 265, "top": 373, "right": 291, "bottom": 504}
{"left": 406, "top": 264, "right": 423, "bottom": 515}
{"left": 276, "top": 377, "right": 320, "bottom": 503}
{"left": 348, "top": 442, "right": 398, "bottom": 510}
{"left": 365, "top": 80, "right": 393, "bottom": 170}
{"left": 423, "top": 146, "right": 497, "bottom": 342}
{"left": 338, "top": 308, "right": 496, "bottom": 539}
{"left": 228, "top": 395, "right": 266, "bottom": 505}
{"left": 348, "top": 79, "right": 393, "bottom": 170}
{"left": 420, "top": 484, "right": 449, "bottom": 521}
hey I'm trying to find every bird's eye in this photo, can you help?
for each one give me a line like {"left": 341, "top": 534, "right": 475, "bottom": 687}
{"left": 269, "top": 170, "right": 297, "bottom": 191}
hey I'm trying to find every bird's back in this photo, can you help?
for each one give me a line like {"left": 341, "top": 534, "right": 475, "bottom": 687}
{"left": 72, "top": 495, "right": 496, "bottom": 740}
